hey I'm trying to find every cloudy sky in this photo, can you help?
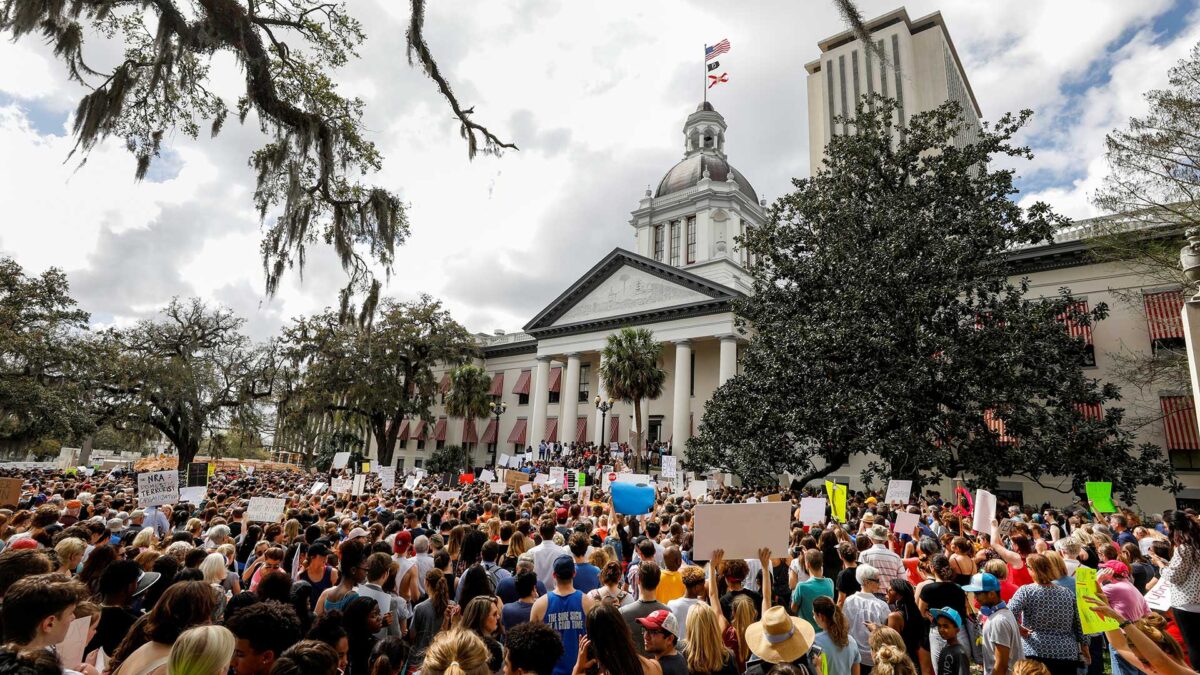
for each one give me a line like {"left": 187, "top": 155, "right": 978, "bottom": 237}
{"left": 1, "top": 0, "right": 1197, "bottom": 340}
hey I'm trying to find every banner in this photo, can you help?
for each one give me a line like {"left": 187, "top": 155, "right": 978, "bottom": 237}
{"left": 138, "top": 471, "right": 179, "bottom": 507}
{"left": 824, "top": 481, "right": 847, "bottom": 523}
{"left": 246, "top": 497, "right": 285, "bottom": 523}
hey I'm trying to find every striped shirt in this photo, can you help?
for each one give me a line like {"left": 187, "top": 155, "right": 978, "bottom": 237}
{"left": 859, "top": 544, "right": 905, "bottom": 586}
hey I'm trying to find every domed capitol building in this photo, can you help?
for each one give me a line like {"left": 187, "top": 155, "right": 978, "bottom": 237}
{"left": 365, "top": 7, "right": 1200, "bottom": 514}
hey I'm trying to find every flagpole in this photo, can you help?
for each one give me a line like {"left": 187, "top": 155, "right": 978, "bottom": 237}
{"left": 703, "top": 44, "right": 707, "bottom": 104}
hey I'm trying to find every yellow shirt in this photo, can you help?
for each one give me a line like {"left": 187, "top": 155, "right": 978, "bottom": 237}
{"left": 657, "top": 569, "right": 686, "bottom": 604}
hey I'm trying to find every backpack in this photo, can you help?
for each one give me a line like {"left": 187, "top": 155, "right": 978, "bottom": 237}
{"left": 592, "top": 587, "right": 628, "bottom": 606}
{"left": 484, "top": 563, "right": 504, "bottom": 592}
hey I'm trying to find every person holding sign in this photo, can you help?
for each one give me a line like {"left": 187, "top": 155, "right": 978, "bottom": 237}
{"left": 1007, "top": 553, "right": 1089, "bottom": 675}
{"left": 1156, "top": 510, "right": 1200, "bottom": 668}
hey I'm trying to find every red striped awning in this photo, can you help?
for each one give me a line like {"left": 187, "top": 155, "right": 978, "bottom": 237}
{"left": 512, "top": 370, "right": 532, "bottom": 395}
{"left": 609, "top": 415, "right": 619, "bottom": 444}
{"left": 397, "top": 421, "right": 411, "bottom": 442}
{"left": 432, "top": 418, "right": 447, "bottom": 442}
{"left": 545, "top": 418, "right": 558, "bottom": 442}
{"left": 548, "top": 367, "right": 562, "bottom": 393}
{"left": 412, "top": 420, "right": 427, "bottom": 440}
{"left": 984, "top": 409, "right": 1016, "bottom": 445}
{"left": 463, "top": 419, "right": 479, "bottom": 443}
{"left": 1057, "top": 300, "right": 1093, "bottom": 346}
{"left": 508, "top": 418, "right": 528, "bottom": 445}
{"left": 576, "top": 417, "right": 588, "bottom": 444}
{"left": 489, "top": 373, "right": 504, "bottom": 397}
{"left": 481, "top": 419, "right": 498, "bottom": 444}
{"left": 1075, "top": 403, "right": 1104, "bottom": 421}
{"left": 439, "top": 374, "right": 451, "bottom": 394}
{"left": 1161, "top": 396, "right": 1200, "bottom": 450}
{"left": 1145, "top": 291, "right": 1185, "bottom": 341}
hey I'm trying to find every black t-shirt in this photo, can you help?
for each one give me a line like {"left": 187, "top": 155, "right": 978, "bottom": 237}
{"left": 937, "top": 642, "right": 971, "bottom": 675}
{"left": 87, "top": 605, "right": 140, "bottom": 656}
{"left": 835, "top": 567, "right": 861, "bottom": 597}
{"left": 658, "top": 652, "right": 689, "bottom": 675}
{"left": 919, "top": 581, "right": 968, "bottom": 618}
{"left": 719, "top": 588, "right": 762, "bottom": 621}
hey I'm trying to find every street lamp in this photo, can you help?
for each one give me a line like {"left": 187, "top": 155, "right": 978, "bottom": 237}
{"left": 595, "top": 396, "right": 614, "bottom": 455}
{"left": 488, "top": 400, "right": 507, "bottom": 468}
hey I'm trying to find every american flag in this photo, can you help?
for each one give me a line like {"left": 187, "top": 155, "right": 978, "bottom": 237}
{"left": 705, "top": 39, "right": 730, "bottom": 61}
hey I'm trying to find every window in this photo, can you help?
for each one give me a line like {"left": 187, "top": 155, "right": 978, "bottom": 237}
{"left": 549, "top": 390, "right": 559, "bottom": 404}
{"left": 686, "top": 217, "right": 696, "bottom": 264}
{"left": 396, "top": 458, "right": 404, "bottom": 471}
{"left": 1162, "top": 396, "right": 1200, "bottom": 470}
{"left": 518, "top": 392, "right": 529, "bottom": 406}
{"left": 690, "top": 351, "right": 696, "bottom": 397}
{"left": 670, "top": 221, "right": 680, "bottom": 265}
{"left": 435, "top": 439, "right": 445, "bottom": 450}
{"left": 463, "top": 442, "right": 474, "bottom": 452}
{"left": 1145, "top": 291, "right": 1186, "bottom": 357}
{"left": 579, "top": 365, "right": 591, "bottom": 403}
{"left": 1172, "top": 450, "right": 1200, "bottom": 470}
{"left": 414, "top": 459, "right": 423, "bottom": 469}
{"left": 653, "top": 224, "right": 665, "bottom": 261}
{"left": 487, "top": 442, "right": 497, "bottom": 455}
{"left": 416, "top": 439, "right": 425, "bottom": 451}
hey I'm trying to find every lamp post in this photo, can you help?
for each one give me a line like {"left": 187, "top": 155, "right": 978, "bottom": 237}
{"left": 1180, "top": 228, "right": 1200, "bottom": 434}
{"left": 488, "top": 400, "right": 507, "bottom": 468}
{"left": 595, "top": 396, "right": 614, "bottom": 455}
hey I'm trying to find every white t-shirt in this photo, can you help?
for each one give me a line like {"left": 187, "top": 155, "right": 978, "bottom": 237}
{"left": 981, "top": 608, "right": 1024, "bottom": 675}
{"left": 743, "top": 558, "right": 763, "bottom": 592}
{"left": 789, "top": 557, "right": 810, "bottom": 584}
{"left": 667, "top": 596, "right": 705, "bottom": 640}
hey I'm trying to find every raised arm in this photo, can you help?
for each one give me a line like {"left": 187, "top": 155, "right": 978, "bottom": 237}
{"left": 708, "top": 549, "right": 730, "bottom": 632}
{"left": 759, "top": 548, "right": 773, "bottom": 616}
{"left": 989, "top": 521, "right": 1021, "bottom": 566}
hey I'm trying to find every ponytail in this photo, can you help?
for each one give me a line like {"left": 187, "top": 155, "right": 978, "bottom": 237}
{"left": 811, "top": 596, "right": 849, "bottom": 649}
{"left": 426, "top": 568, "right": 449, "bottom": 618}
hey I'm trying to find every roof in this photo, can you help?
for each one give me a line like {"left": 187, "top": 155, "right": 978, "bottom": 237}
{"left": 656, "top": 154, "right": 758, "bottom": 201}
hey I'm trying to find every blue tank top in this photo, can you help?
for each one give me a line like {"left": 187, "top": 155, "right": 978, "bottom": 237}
{"left": 543, "top": 590, "right": 585, "bottom": 675}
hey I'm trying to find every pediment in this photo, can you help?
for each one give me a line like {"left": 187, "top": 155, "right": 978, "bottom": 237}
{"left": 524, "top": 248, "right": 741, "bottom": 335}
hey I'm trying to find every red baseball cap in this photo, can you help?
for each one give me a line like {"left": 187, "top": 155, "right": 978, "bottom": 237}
{"left": 393, "top": 530, "right": 413, "bottom": 553}
{"left": 9, "top": 538, "right": 38, "bottom": 550}
{"left": 636, "top": 609, "right": 679, "bottom": 638}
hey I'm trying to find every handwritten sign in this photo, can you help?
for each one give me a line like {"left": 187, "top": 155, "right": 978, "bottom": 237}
{"left": 378, "top": 468, "right": 395, "bottom": 490}
{"left": 246, "top": 497, "right": 286, "bottom": 523}
{"left": 1076, "top": 566, "right": 1119, "bottom": 635}
{"left": 137, "top": 471, "right": 178, "bottom": 507}
{"left": 661, "top": 455, "right": 677, "bottom": 479}
{"left": 1145, "top": 578, "right": 1172, "bottom": 612}
{"left": 403, "top": 476, "right": 417, "bottom": 490}
{"left": 331, "top": 477, "right": 352, "bottom": 494}
{"left": 352, "top": 474, "right": 366, "bottom": 496}
{"left": 309, "top": 482, "right": 327, "bottom": 495}
{"left": 433, "top": 490, "right": 461, "bottom": 502}
{"left": 489, "top": 482, "right": 507, "bottom": 494}
{"left": 885, "top": 480, "right": 912, "bottom": 505}
{"left": 505, "top": 470, "right": 530, "bottom": 488}
{"left": 0, "top": 478, "right": 23, "bottom": 507}
{"left": 519, "top": 483, "right": 534, "bottom": 495}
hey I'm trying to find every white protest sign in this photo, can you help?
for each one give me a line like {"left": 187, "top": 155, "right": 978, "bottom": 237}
{"left": 693, "top": 502, "right": 791, "bottom": 559}
{"left": 480, "top": 469, "right": 496, "bottom": 482}
{"left": 973, "top": 489, "right": 997, "bottom": 537}
{"left": 179, "top": 486, "right": 207, "bottom": 504}
{"left": 746, "top": 497, "right": 759, "bottom": 503}
{"left": 244, "top": 465, "right": 255, "bottom": 475}
{"left": 246, "top": 497, "right": 286, "bottom": 523}
{"left": 688, "top": 480, "right": 708, "bottom": 500}
{"left": 523, "top": 452, "right": 533, "bottom": 464}
{"left": 331, "top": 452, "right": 351, "bottom": 469}
{"left": 1145, "top": 578, "right": 1172, "bottom": 612}
{"left": 433, "top": 490, "right": 461, "bottom": 502}
{"left": 534, "top": 474, "right": 550, "bottom": 484}
{"left": 378, "top": 468, "right": 395, "bottom": 490}
{"left": 616, "top": 473, "right": 651, "bottom": 485}
{"left": 58, "top": 616, "right": 91, "bottom": 670}
{"left": 309, "top": 482, "right": 327, "bottom": 495}
{"left": 352, "top": 474, "right": 366, "bottom": 496}
{"left": 403, "top": 476, "right": 418, "bottom": 490}
{"left": 800, "top": 497, "right": 826, "bottom": 524}
{"left": 489, "top": 482, "right": 507, "bottom": 494}
{"left": 885, "top": 480, "right": 912, "bottom": 505}
{"left": 519, "top": 483, "right": 534, "bottom": 495}
{"left": 580, "top": 486, "right": 592, "bottom": 504}
{"left": 498, "top": 453, "right": 512, "bottom": 468}
{"left": 508, "top": 455, "right": 523, "bottom": 469}
{"left": 331, "top": 477, "right": 352, "bottom": 494}
{"left": 137, "top": 471, "right": 178, "bottom": 507}
{"left": 893, "top": 511, "right": 920, "bottom": 536}
{"left": 661, "top": 455, "right": 677, "bottom": 479}
{"left": 549, "top": 467, "right": 565, "bottom": 485}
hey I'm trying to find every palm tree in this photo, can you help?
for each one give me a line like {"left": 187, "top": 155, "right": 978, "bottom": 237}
{"left": 599, "top": 327, "right": 667, "bottom": 472}
{"left": 445, "top": 364, "right": 494, "bottom": 469}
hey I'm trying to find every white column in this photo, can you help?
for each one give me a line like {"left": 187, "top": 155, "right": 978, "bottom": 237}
{"left": 672, "top": 340, "right": 692, "bottom": 454}
{"left": 530, "top": 356, "right": 551, "bottom": 448}
{"left": 719, "top": 335, "right": 738, "bottom": 385}
{"left": 561, "top": 353, "right": 581, "bottom": 444}
{"left": 1185, "top": 301, "right": 1200, "bottom": 436}
{"left": 594, "top": 354, "right": 608, "bottom": 447}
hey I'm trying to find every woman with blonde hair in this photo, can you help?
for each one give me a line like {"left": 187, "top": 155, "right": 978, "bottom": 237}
{"left": 868, "top": 628, "right": 917, "bottom": 675}
{"left": 132, "top": 527, "right": 158, "bottom": 551}
{"left": 505, "top": 531, "right": 531, "bottom": 562}
{"left": 55, "top": 537, "right": 86, "bottom": 576}
{"left": 166, "top": 625, "right": 234, "bottom": 675}
{"left": 683, "top": 604, "right": 738, "bottom": 675}
{"left": 421, "top": 629, "right": 490, "bottom": 675}
{"left": 200, "top": 552, "right": 231, "bottom": 621}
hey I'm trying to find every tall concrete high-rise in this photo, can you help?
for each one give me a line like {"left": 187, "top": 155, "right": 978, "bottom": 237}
{"left": 804, "top": 7, "right": 981, "bottom": 172}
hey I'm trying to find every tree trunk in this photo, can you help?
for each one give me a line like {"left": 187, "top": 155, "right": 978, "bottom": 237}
{"left": 633, "top": 399, "right": 643, "bottom": 474}
{"left": 79, "top": 435, "right": 94, "bottom": 466}
{"left": 177, "top": 438, "right": 201, "bottom": 473}
{"left": 789, "top": 453, "right": 850, "bottom": 488}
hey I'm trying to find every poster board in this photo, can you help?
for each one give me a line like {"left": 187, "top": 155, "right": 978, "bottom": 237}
{"left": 497, "top": 453, "right": 511, "bottom": 468}
{"left": 309, "top": 482, "right": 327, "bottom": 495}
{"left": 1086, "top": 482, "right": 1117, "bottom": 513}
{"left": 0, "top": 478, "right": 23, "bottom": 507}
{"left": 433, "top": 490, "right": 461, "bottom": 502}
{"left": 352, "top": 474, "right": 366, "bottom": 496}
{"left": 137, "top": 471, "right": 179, "bottom": 507}
{"left": 693, "top": 502, "right": 791, "bottom": 559}
{"left": 688, "top": 480, "right": 708, "bottom": 500}
{"left": 186, "top": 462, "right": 210, "bottom": 487}
{"left": 403, "top": 476, "right": 418, "bottom": 490}
{"left": 616, "top": 473, "right": 651, "bottom": 485}
{"left": 893, "top": 511, "right": 920, "bottom": 536}
{"left": 885, "top": 480, "right": 912, "bottom": 504}
{"left": 246, "top": 497, "right": 286, "bottom": 523}
{"left": 661, "top": 455, "right": 677, "bottom": 478}
{"left": 973, "top": 489, "right": 997, "bottom": 537}
{"left": 479, "top": 469, "right": 496, "bottom": 482}
{"left": 331, "top": 452, "right": 351, "bottom": 470}
{"left": 179, "top": 486, "right": 207, "bottom": 504}
{"left": 508, "top": 455, "right": 523, "bottom": 469}
{"left": 57, "top": 616, "right": 90, "bottom": 670}
{"left": 1145, "top": 578, "right": 1172, "bottom": 612}
{"left": 331, "top": 477, "right": 352, "bottom": 494}
{"left": 489, "top": 481, "right": 507, "bottom": 494}
{"left": 505, "top": 470, "right": 530, "bottom": 488}
{"left": 378, "top": 468, "right": 395, "bottom": 490}
{"left": 799, "top": 497, "right": 826, "bottom": 525}
{"left": 1076, "top": 567, "right": 1119, "bottom": 634}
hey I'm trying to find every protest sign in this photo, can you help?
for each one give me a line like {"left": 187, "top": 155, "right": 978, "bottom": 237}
{"left": 824, "top": 481, "right": 847, "bottom": 523}
{"left": 519, "top": 483, "right": 534, "bottom": 495}
{"left": 1145, "top": 578, "right": 1172, "bottom": 612}
{"left": 616, "top": 473, "right": 651, "bottom": 485}
{"left": 378, "top": 468, "right": 395, "bottom": 490}
{"left": 458, "top": 473, "right": 475, "bottom": 485}
{"left": 331, "top": 477, "right": 352, "bottom": 494}
{"left": 498, "top": 453, "right": 512, "bottom": 468}
{"left": 688, "top": 480, "right": 708, "bottom": 500}
{"left": 885, "top": 480, "right": 912, "bottom": 505}
{"left": 246, "top": 497, "right": 286, "bottom": 523}
{"left": 361, "top": 462, "right": 371, "bottom": 473}
{"left": 138, "top": 471, "right": 178, "bottom": 507}
{"left": 186, "top": 462, "right": 210, "bottom": 487}
{"left": 661, "top": 455, "right": 677, "bottom": 479}
{"left": 0, "top": 478, "right": 23, "bottom": 507}
{"left": 331, "top": 452, "right": 351, "bottom": 469}
{"left": 309, "top": 482, "right": 327, "bottom": 495}
{"left": 996, "top": 519, "right": 1016, "bottom": 540}
{"left": 480, "top": 469, "right": 496, "bottom": 482}
{"left": 508, "top": 455, "right": 523, "bottom": 469}
{"left": 549, "top": 467, "right": 565, "bottom": 485}
{"left": 433, "top": 490, "right": 461, "bottom": 502}
{"left": 179, "top": 486, "right": 207, "bottom": 504}
{"left": 1085, "top": 482, "right": 1117, "bottom": 514}
{"left": 765, "top": 494, "right": 783, "bottom": 502}
{"left": 799, "top": 497, "right": 826, "bottom": 525}
{"left": 352, "top": 474, "right": 366, "bottom": 496}
{"left": 579, "top": 486, "right": 592, "bottom": 504}
{"left": 403, "top": 476, "right": 418, "bottom": 490}
{"left": 58, "top": 616, "right": 90, "bottom": 670}
{"left": 973, "top": 489, "right": 997, "bottom": 536}
{"left": 533, "top": 474, "right": 550, "bottom": 484}
{"left": 489, "top": 482, "right": 507, "bottom": 494}
{"left": 1076, "top": 567, "right": 1119, "bottom": 634}
{"left": 244, "top": 465, "right": 254, "bottom": 475}
{"left": 612, "top": 481, "right": 656, "bottom": 515}
{"left": 693, "top": 503, "right": 791, "bottom": 559}
{"left": 505, "top": 470, "right": 530, "bottom": 488}
{"left": 893, "top": 511, "right": 920, "bottom": 536}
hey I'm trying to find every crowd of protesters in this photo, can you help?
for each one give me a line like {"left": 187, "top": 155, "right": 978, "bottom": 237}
{"left": 0, "top": 448, "right": 1196, "bottom": 675}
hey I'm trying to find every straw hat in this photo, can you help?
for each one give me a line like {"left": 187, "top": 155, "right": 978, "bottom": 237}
{"left": 744, "top": 606, "right": 816, "bottom": 663}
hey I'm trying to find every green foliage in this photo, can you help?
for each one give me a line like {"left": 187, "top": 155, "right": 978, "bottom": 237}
{"left": 689, "top": 97, "right": 1178, "bottom": 500}
{"left": 599, "top": 328, "right": 666, "bottom": 463}
{"left": 0, "top": 258, "right": 95, "bottom": 454}
{"left": 425, "top": 444, "right": 473, "bottom": 476}
{"left": 314, "top": 430, "right": 364, "bottom": 472}
{"left": 0, "top": 0, "right": 513, "bottom": 318}
{"left": 445, "top": 363, "right": 493, "bottom": 462}
{"left": 279, "top": 295, "right": 477, "bottom": 467}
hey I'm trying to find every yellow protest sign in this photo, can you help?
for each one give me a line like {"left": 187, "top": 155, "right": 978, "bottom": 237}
{"left": 1075, "top": 567, "right": 1118, "bottom": 635}
{"left": 824, "top": 481, "right": 847, "bottom": 523}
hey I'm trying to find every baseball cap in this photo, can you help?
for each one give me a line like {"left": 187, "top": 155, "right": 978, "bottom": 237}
{"left": 636, "top": 609, "right": 679, "bottom": 639}
{"left": 929, "top": 607, "right": 963, "bottom": 628}
{"left": 347, "top": 527, "right": 368, "bottom": 540}
{"left": 961, "top": 572, "right": 1000, "bottom": 593}
{"left": 555, "top": 507, "right": 568, "bottom": 520}
{"left": 1100, "top": 560, "right": 1130, "bottom": 578}
{"left": 393, "top": 531, "right": 413, "bottom": 553}
{"left": 9, "top": 538, "right": 38, "bottom": 550}
{"left": 552, "top": 554, "right": 576, "bottom": 579}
